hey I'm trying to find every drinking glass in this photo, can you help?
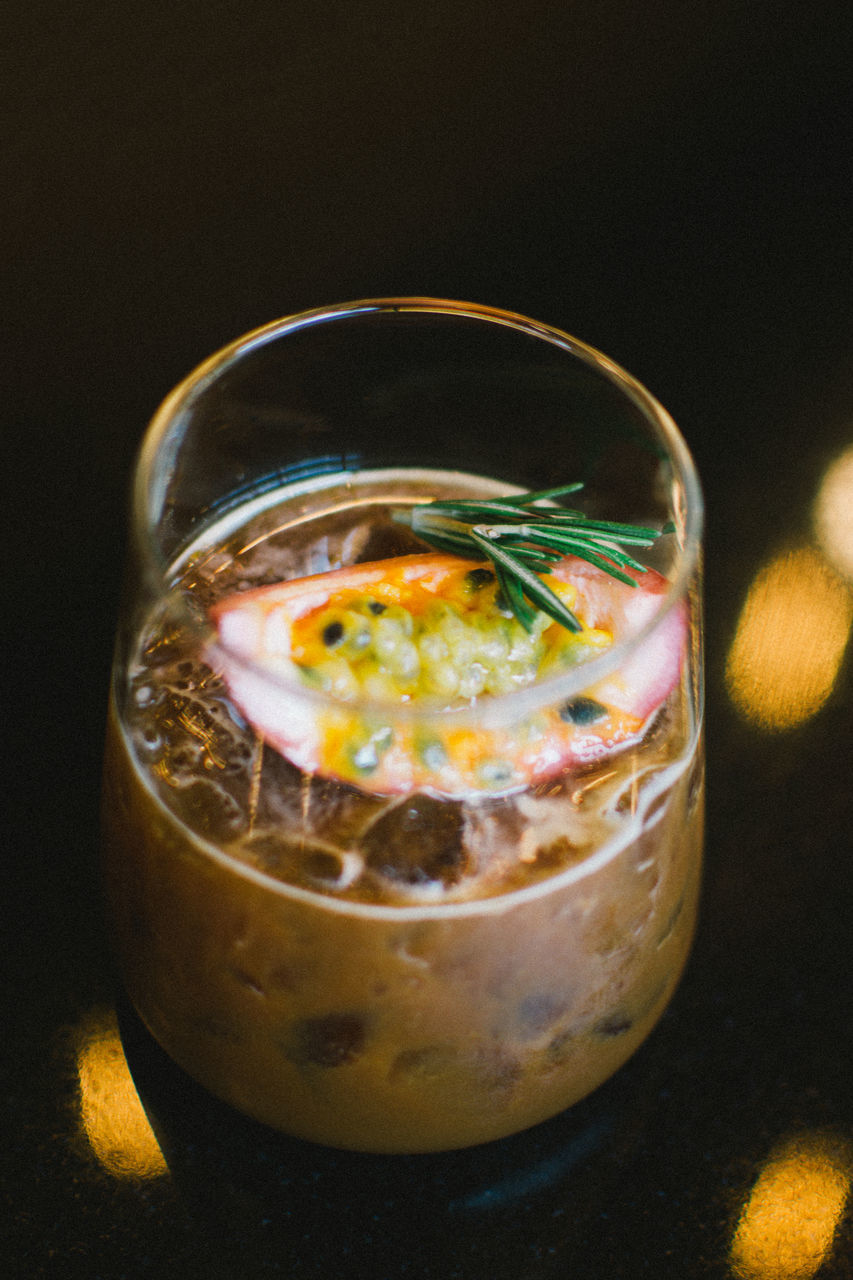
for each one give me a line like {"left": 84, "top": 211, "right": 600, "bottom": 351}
{"left": 102, "top": 298, "right": 704, "bottom": 1153}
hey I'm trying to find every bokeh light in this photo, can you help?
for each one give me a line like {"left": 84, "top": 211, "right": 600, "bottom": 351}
{"left": 813, "top": 443, "right": 853, "bottom": 582}
{"left": 76, "top": 1006, "right": 168, "bottom": 1180}
{"left": 725, "top": 545, "right": 852, "bottom": 730}
{"left": 730, "top": 1131, "right": 852, "bottom": 1280}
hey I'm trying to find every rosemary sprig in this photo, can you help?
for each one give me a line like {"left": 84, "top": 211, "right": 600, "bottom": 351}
{"left": 394, "top": 484, "right": 667, "bottom": 634}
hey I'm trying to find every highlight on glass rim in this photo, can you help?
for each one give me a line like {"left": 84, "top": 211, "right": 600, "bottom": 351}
{"left": 102, "top": 298, "right": 704, "bottom": 1153}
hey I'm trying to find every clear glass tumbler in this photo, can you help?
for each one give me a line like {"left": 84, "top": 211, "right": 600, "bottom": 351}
{"left": 102, "top": 298, "right": 704, "bottom": 1153}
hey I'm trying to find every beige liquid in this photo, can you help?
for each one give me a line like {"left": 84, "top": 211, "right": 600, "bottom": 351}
{"left": 103, "top": 470, "right": 703, "bottom": 1152}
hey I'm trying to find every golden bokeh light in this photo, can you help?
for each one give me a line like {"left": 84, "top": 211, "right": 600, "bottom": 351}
{"left": 76, "top": 1007, "right": 168, "bottom": 1180}
{"left": 813, "top": 443, "right": 853, "bottom": 582}
{"left": 730, "top": 1132, "right": 852, "bottom": 1280}
{"left": 725, "top": 546, "right": 853, "bottom": 730}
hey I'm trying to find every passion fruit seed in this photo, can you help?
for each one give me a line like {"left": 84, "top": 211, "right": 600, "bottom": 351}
{"left": 322, "top": 620, "right": 344, "bottom": 646}
{"left": 559, "top": 696, "right": 608, "bottom": 725}
{"left": 465, "top": 567, "right": 496, "bottom": 591}
{"left": 477, "top": 759, "right": 517, "bottom": 788}
{"left": 349, "top": 724, "right": 394, "bottom": 775}
{"left": 296, "top": 581, "right": 611, "bottom": 705}
{"left": 416, "top": 737, "right": 448, "bottom": 769}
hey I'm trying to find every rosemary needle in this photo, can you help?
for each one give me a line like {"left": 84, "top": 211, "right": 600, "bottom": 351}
{"left": 394, "top": 484, "right": 667, "bottom": 634}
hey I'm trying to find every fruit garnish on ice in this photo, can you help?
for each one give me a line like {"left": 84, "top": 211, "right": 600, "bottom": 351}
{"left": 209, "top": 497, "right": 685, "bottom": 797}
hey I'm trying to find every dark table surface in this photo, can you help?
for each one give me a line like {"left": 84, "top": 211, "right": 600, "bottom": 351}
{"left": 5, "top": 2, "right": 853, "bottom": 1276}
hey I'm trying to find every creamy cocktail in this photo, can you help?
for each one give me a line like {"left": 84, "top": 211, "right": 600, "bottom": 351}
{"left": 103, "top": 302, "right": 703, "bottom": 1152}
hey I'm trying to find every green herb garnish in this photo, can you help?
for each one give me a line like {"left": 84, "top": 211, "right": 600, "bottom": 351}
{"left": 395, "top": 484, "right": 667, "bottom": 634}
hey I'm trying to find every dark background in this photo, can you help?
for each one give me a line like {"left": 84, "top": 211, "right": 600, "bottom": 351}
{"left": 4, "top": 2, "right": 853, "bottom": 1277}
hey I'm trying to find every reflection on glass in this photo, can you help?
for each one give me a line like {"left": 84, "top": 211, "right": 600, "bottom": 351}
{"left": 813, "top": 443, "right": 853, "bottom": 581}
{"left": 730, "top": 1131, "right": 852, "bottom": 1280}
{"left": 725, "top": 546, "right": 853, "bottom": 730}
{"left": 76, "top": 1006, "right": 168, "bottom": 1180}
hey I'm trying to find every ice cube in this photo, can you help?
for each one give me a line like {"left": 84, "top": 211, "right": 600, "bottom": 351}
{"left": 360, "top": 794, "right": 469, "bottom": 889}
{"left": 253, "top": 752, "right": 390, "bottom": 846}
{"left": 166, "top": 778, "right": 247, "bottom": 843}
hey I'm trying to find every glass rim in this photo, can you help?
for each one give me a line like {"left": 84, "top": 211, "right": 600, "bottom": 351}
{"left": 132, "top": 297, "right": 703, "bottom": 725}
